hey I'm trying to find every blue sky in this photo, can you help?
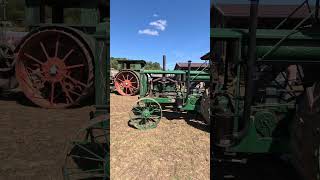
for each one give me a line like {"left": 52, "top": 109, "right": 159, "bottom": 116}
{"left": 111, "top": 0, "right": 210, "bottom": 70}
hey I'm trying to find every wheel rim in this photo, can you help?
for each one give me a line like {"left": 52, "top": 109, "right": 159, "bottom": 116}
{"left": 129, "top": 97, "right": 162, "bottom": 130}
{"left": 114, "top": 70, "right": 139, "bottom": 96}
{"left": 0, "top": 43, "right": 15, "bottom": 72}
{"left": 15, "top": 28, "right": 93, "bottom": 108}
{"left": 63, "top": 116, "right": 109, "bottom": 179}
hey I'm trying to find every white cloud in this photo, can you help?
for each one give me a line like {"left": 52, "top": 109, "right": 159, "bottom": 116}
{"left": 153, "top": 14, "right": 159, "bottom": 17}
{"left": 149, "top": 19, "right": 167, "bottom": 31}
{"left": 138, "top": 29, "right": 159, "bottom": 36}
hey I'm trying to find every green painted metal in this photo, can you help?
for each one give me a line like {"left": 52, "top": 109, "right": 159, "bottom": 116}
{"left": 181, "top": 94, "right": 201, "bottom": 111}
{"left": 228, "top": 117, "right": 290, "bottom": 153}
{"left": 142, "top": 69, "right": 186, "bottom": 74}
{"left": 128, "top": 97, "right": 162, "bottom": 130}
{"left": 211, "top": 17, "right": 320, "bottom": 155}
{"left": 131, "top": 61, "right": 209, "bottom": 130}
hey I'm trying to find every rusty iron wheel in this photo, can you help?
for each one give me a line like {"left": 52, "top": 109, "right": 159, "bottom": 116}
{"left": 15, "top": 27, "right": 94, "bottom": 108}
{"left": 114, "top": 70, "right": 139, "bottom": 96}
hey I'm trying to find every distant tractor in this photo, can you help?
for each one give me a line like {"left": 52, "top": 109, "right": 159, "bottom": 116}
{"left": 113, "top": 59, "right": 146, "bottom": 96}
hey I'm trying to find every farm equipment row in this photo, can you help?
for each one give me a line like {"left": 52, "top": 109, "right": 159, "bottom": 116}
{"left": 128, "top": 56, "right": 210, "bottom": 130}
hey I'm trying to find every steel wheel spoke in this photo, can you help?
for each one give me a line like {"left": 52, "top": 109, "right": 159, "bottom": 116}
{"left": 40, "top": 42, "right": 50, "bottom": 59}
{"left": 55, "top": 39, "right": 60, "bottom": 57}
{"left": 133, "top": 107, "right": 143, "bottom": 113}
{"left": 66, "top": 64, "right": 84, "bottom": 69}
{"left": 64, "top": 74, "right": 87, "bottom": 87}
{"left": 68, "top": 89, "right": 82, "bottom": 96}
{"left": 62, "top": 49, "right": 74, "bottom": 61}
{"left": 24, "top": 53, "right": 44, "bottom": 65}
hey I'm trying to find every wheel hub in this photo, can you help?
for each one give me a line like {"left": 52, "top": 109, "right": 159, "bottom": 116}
{"left": 142, "top": 109, "right": 151, "bottom": 118}
{"left": 122, "top": 80, "right": 132, "bottom": 88}
{"left": 42, "top": 57, "right": 67, "bottom": 82}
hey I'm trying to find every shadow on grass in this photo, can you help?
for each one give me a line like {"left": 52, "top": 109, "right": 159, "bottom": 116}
{"left": 162, "top": 110, "right": 210, "bottom": 133}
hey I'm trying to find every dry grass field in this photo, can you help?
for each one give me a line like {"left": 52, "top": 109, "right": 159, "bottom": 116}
{"left": 110, "top": 94, "right": 210, "bottom": 180}
{"left": 0, "top": 92, "right": 93, "bottom": 180}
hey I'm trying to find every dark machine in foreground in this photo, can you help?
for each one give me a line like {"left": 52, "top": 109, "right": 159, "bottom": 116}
{"left": 211, "top": 1, "right": 320, "bottom": 179}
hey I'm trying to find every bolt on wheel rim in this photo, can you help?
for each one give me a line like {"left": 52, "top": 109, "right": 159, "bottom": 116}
{"left": 15, "top": 28, "right": 93, "bottom": 108}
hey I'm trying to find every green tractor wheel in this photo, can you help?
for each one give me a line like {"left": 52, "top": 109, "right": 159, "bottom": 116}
{"left": 128, "top": 97, "right": 162, "bottom": 130}
{"left": 63, "top": 115, "right": 109, "bottom": 180}
{"left": 291, "top": 82, "right": 320, "bottom": 180}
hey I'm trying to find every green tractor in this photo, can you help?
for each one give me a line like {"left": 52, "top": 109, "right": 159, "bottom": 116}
{"left": 128, "top": 55, "right": 210, "bottom": 130}
{"left": 211, "top": 1, "right": 320, "bottom": 179}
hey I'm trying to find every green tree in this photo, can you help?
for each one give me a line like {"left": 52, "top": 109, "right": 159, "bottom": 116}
{"left": 110, "top": 57, "right": 161, "bottom": 70}
{"left": 144, "top": 61, "right": 161, "bottom": 70}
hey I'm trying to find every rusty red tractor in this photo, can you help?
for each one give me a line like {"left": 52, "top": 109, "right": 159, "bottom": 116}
{"left": 113, "top": 59, "right": 146, "bottom": 96}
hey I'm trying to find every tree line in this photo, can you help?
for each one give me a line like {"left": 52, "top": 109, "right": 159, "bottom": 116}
{"left": 111, "top": 57, "right": 161, "bottom": 70}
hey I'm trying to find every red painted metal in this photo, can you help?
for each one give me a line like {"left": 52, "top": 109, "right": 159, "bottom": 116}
{"left": 15, "top": 27, "right": 93, "bottom": 108}
{"left": 114, "top": 70, "right": 139, "bottom": 96}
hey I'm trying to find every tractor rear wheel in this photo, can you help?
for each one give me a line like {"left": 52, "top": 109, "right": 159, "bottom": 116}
{"left": 15, "top": 27, "right": 94, "bottom": 108}
{"left": 114, "top": 70, "right": 139, "bottom": 96}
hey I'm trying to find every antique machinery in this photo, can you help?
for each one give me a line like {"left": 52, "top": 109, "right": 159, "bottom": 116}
{"left": 128, "top": 56, "right": 210, "bottom": 130}
{"left": 62, "top": 0, "right": 109, "bottom": 179}
{"left": 113, "top": 59, "right": 146, "bottom": 96}
{"left": 13, "top": 0, "right": 107, "bottom": 108}
{"left": 0, "top": 0, "right": 20, "bottom": 91}
{"left": 211, "top": 1, "right": 320, "bottom": 179}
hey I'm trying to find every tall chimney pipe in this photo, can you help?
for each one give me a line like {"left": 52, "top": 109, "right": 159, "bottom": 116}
{"left": 162, "top": 55, "right": 166, "bottom": 71}
{"left": 186, "top": 60, "right": 192, "bottom": 96}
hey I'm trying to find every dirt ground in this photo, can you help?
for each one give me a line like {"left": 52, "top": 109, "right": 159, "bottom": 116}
{"left": 110, "top": 94, "right": 210, "bottom": 180}
{"left": 0, "top": 92, "right": 93, "bottom": 180}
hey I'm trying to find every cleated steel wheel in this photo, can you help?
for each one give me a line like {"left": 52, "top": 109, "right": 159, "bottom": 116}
{"left": 129, "top": 97, "right": 162, "bottom": 130}
{"left": 114, "top": 70, "right": 139, "bottom": 96}
{"left": 63, "top": 115, "right": 109, "bottom": 180}
{"left": 15, "top": 27, "right": 94, "bottom": 108}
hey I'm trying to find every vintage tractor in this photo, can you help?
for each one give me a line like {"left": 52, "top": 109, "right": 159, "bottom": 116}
{"left": 113, "top": 59, "right": 146, "bottom": 96}
{"left": 0, "top": 0, "right": 108, "bottom": 109}
{"left": 60, "top": 0, "right": 109, "bottom": 179}
{"left": 0, "top": 0, "right": 27, "bottom": 92}
{"left": 211, "top": 1, "right": 320, "bottom": 180}
{"left": 128, "top": 56, "right": 210, "bottom": 130}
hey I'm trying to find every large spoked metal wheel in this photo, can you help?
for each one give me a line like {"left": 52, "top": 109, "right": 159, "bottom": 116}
{"left": 129, "top": 97, "right": 162, "bottom": 130}
{"left": 114, "top": 70, "right": 139, "bottom": 96}
{"left": 63, "top": 115, "right": 109, "bottom": 180}
{"left": 15, "top": 27, "right": 94, "bottom": 108}
{"left": 291, "top": 82, "right": 320, "bottom": 180}
{"left": 0, "top": 43, "right": 15, "bottom": 72}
